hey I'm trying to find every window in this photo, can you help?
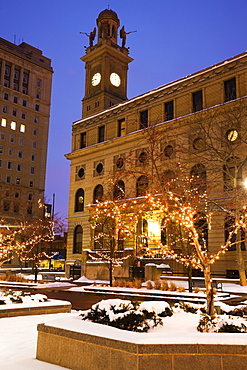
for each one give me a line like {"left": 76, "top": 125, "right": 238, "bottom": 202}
{"left": 1, "top": 118, "right": 6, "bottom": 127}
{"left": 12, "top": 109, "right": 17, "bottom": 117}
{"left": 20, "top": 124, "right": 25, "bottom": 133}
{"left": 4, "top": 66, "right": 10, "bottom": 76}
{"left": 136, "top": 175, "right": 148, "bottom": 196}
{"left": 164, "top": 101, "right": 174, "bottom": 121}
{"left": 6, "top": 175, "right": 12, "bottom": 184}
{"left": 13, "top": 204, "right": 20, "bottom": 213}
{"left": 113, "top": 180, "right": 125, "bottom": 199}
{"left": 13, "top": 96, "right": 18, "bottom": 104}
{"left": 27, "top": 204, "right": 33, "bottom": 215}
{"left": 21, "top": 113, "right": 26, "bottom": 120}
{"left": 80, "top": 132, "right": 86, "bottom": 148}
{"left": 95, "top": 162, "right": 104, "bottom": 174}
{"left": 36, "top": 92, "right": 41, "bottom": 99}
{"left": 13, "top": 83, "right": 18, "bottom": 91}
{"left": 138, "top": 151, "right": 148, "bottom": 165}
{"left": 29, "top": 180, "right": 34, "bottom": 188}
{"left": 190, "top": 164, "right": 206, "bottom": 193}
{"left": 10, "top": 121, "right": 16, "bottom": 130}
{"left": 31, "top": 154, "right": 36, "bottom": 162}
{"left": 4, "top": 80, "right": 9, "bottom": 88}
{"left": 192, "top": 90, "right": 203, "bottom": 112}
{"left": 116, "top": 157, "right": 124, "bottom": 169}
{"left": 164, "top": 144, "right": 174, "bottom": 158}
{"left": 10, "top": 134, "right": 15, "bottom": 143}
{"left": 93, "top": 184, "right": 103, "bottom": 203}
{"left": 140, "top": 110, "right": 148, "bottom": 129}
{"left": 136, "top": 219, "right": 148, "bottom": 250}
{"left": 35, "top": 104, "right": 40, "bottom": 111}
{"left": 0, "top": 145, "right": 3, "bottom": 153}
{"left": 225, "top": 215, "right": 245, "bottom": 251}
{"left": 23, "top": 73, "right": 28, "bottom": 84}
{"left": 14, "top": 191, "right": 20, "bottom": 199}
{"left": 0, "top": 159, "right": 2, "bottom": 168}
{"left": 8, "top": 148, "right": 14, "bottom": 156}
{"left": 22, "top": 87, "right": 27, "bottom": 94}
{"left": 19, "top": 137, "right": 24, "bottom": 146}
{"left": 2, "top": 106, "right": 8, "bottom": 114}
{"left": 75, "top": 188, "right": 84, "bottom": 212}
{"left": 18, "top": 150, "right": 23, "bottom": 158}
{"left": 14, "top": 70, "right": 19, "bottom": 80}
{"left": 32, "top": 141, "right": 37, "bottom": 149}
{"left": 162, "top": 170, "right": 175, "bottom": 190}
{"left": 118, "top": 118, "right": 126, "bottom": 137}
{"left": 0, "top": 132, "right": 6, "bottom": 140}
{"left": 16, "top": 177, "right": 21, "bottom": 185}
{"left": 4, "top": 93, "right": 8, "bottom": 100}
{"left": 225, "top": 77, "right": 236, "bottom": 102}
{"left": 223, "top": 157, "right": 241, "bottom": 191}
{"left": 94, "top": 224, "right": 104, "bottom": 249}
{"left": 34, "top": 116, "right": 39, "bottom": 124}
{"left": 37, "top": 79, "right": 42, "bottom": 87}
{"left": 17, "top": 164, "right": 22, "bottom": 172}
{"left": 98, "top": 125, "right": 105, "bottom": 143}
{"left": 28, "top": 192, "right": 33, "bottom": 201}
{"left": 7, "top": 161, "right": 12, "bottom": 170}
{"left": 73, "top": 225, "right": 83, "bottom": 254}
{"left": 23, "top": 100, "right": 27, "bottom": 107}
{"left": 30, "top": 166, "right": 35, "bottom": 175}
{"left": 3, "top": 201, "right": 10, "bottom": 212}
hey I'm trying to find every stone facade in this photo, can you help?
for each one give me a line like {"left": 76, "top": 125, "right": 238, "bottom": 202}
{"left": 65, "top": 8, "right": 247, "bottom": 279}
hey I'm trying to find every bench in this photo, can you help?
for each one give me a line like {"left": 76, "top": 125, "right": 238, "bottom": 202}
{"left": 192, "top": 279, "right": 223, "bottom": 291}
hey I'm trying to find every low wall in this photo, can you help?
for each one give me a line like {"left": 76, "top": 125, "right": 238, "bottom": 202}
{"left": 0, "top": 300, "right": 71, "bottom": 318}
{"left": 37, "top": 324, "right": 247, "bottom": 370}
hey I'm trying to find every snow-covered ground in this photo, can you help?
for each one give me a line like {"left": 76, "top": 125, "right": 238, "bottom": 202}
{"left": 1, "top": 278, "right": 247, "bottom": 368}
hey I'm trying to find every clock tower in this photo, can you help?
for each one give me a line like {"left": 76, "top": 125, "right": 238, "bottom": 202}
{"left": 81, "top": 8, "right": 133, "bottom": 118}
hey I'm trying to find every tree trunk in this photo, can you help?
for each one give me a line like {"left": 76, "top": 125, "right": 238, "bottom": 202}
{"left": 109, "top": 260, "right": 113, "bottom": 286}
{"left": 187, "top": 263, "right": 193, "bottom": 293}
{"left": 204, "top": 265, "right": 215, "bottom": 318}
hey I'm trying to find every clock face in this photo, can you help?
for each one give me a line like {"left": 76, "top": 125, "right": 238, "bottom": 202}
{"left": 110, "top": 72, "right": 121, "bottom": 87}
{"left": 226, "top": 129, "right": 238, "bottom": 142}
{"left": 91, "top": 72, "right": 101, "bottom": 86}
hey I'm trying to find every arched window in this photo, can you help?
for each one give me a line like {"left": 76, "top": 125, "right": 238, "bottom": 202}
{"left": 113, "top": 180, "right": 125, "bottom": 199}
{"left": 136, "top": 175, "right": 148, "bottom": 196}
{"left": 75, "top": 188, "right": 84, "bottom": 212}
{"left": 223, "top": 157, "right": 241, "bottom": 191}
{"left": 94, "top": 223, "right": 104, "bottom": 249}
{"left": 194, "top": 212, "right": 208, "bottom": 249}
{"left": 190, "top": 164, "right": 206, "bottom": 193}
{"left": 225, "top": 215, "right": 245, "bottom": 251}
{"left": 93, "top": 184, "right": 103, "bottom": 203}
{"left": 162, "top": 170, "right": 175, "bottom": 190}
{"left": 73, "top": 225, "right": 82, "bottom": 254}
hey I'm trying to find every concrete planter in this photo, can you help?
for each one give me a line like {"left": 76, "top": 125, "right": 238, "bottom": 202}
{"left": 36, "top": 323, "right": 247, "bottom": 370}
{"left": 0, "top": 300, "right": 71, "bottom": 318}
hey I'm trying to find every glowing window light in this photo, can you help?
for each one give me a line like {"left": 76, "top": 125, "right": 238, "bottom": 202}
{"left": 1, "top": 118, "right": 6, "bottom": 127}
{"left": 20, "top": 124, "right": 25, "bottom": 133}
{"left": 10, "top": 121, "right": 16, "bottom": 130}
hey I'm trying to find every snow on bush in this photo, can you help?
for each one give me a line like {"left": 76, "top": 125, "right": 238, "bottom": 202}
{"left": 81, "top": 299, "right": 173, "bottom": 332}
{"left": 0, "top": 290, "right": 48, "bottom": 305}
{"left": 197, "top": 313, "right": 247, "bottom": 333}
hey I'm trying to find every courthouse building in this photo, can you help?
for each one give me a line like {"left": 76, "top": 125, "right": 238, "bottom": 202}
{"left": 65, "top": 8, "right": 247, "bottom": 279}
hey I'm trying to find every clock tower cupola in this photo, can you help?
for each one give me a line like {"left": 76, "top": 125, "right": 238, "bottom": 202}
{"left": 81, "top": 8, "right": 133, "bottom": 118}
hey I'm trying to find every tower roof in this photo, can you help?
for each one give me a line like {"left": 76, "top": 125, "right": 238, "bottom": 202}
{"left": 97, "top": 8, "right": 119, "bottom": 23}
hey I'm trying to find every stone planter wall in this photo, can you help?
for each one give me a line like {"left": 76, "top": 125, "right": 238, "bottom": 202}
{"left": 0, "top": 301, "right": 71, "bottom": 318}
{"left": 36, "top": 323, "right": 247, "bottom": 370}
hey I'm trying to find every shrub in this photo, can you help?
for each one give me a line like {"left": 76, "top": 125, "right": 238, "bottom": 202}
{"left": 177, "top": 286, "right": 185, "bottom": 292}
{"left": 146, "top": 280, "right": 153, "bottom": 290}
{"left": 161, "top": 280, "right": 169, "bottom": 291}
{"left": 134, "top": 279, "right": 142, "bottom": 289}
{"left": 154, "top": 280, "right": 161, "bottom": 290}
{"left": 125, "top": 281, "right": 134, "bottom": 288}
{"left": 197, "top": 313, "right": 247, "bottom": 333}
{"left": 81, "top": 299, "right": 170, "bottom": 333}
{"left": 169, "top": 282, "right": 177, "bottom": 291}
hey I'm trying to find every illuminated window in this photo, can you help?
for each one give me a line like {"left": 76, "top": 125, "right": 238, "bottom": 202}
{"left": 29, "top": 180, "right": 34, "bottom": 188}
{"left": 75, "top": 188, "right": 84, "bottom": 212}
{"left": 1, "top": 118, "right": 6, "bottom": 127}
{"left": 20, "top": 124, "right": 25, "bottom": 133}
{"left": 10, "top": 121, "right": 16, "bottom": 130}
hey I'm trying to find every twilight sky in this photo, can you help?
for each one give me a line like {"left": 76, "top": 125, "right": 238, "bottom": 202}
{"left": 1, "top": 0, "right": 247, "bottom": 219}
